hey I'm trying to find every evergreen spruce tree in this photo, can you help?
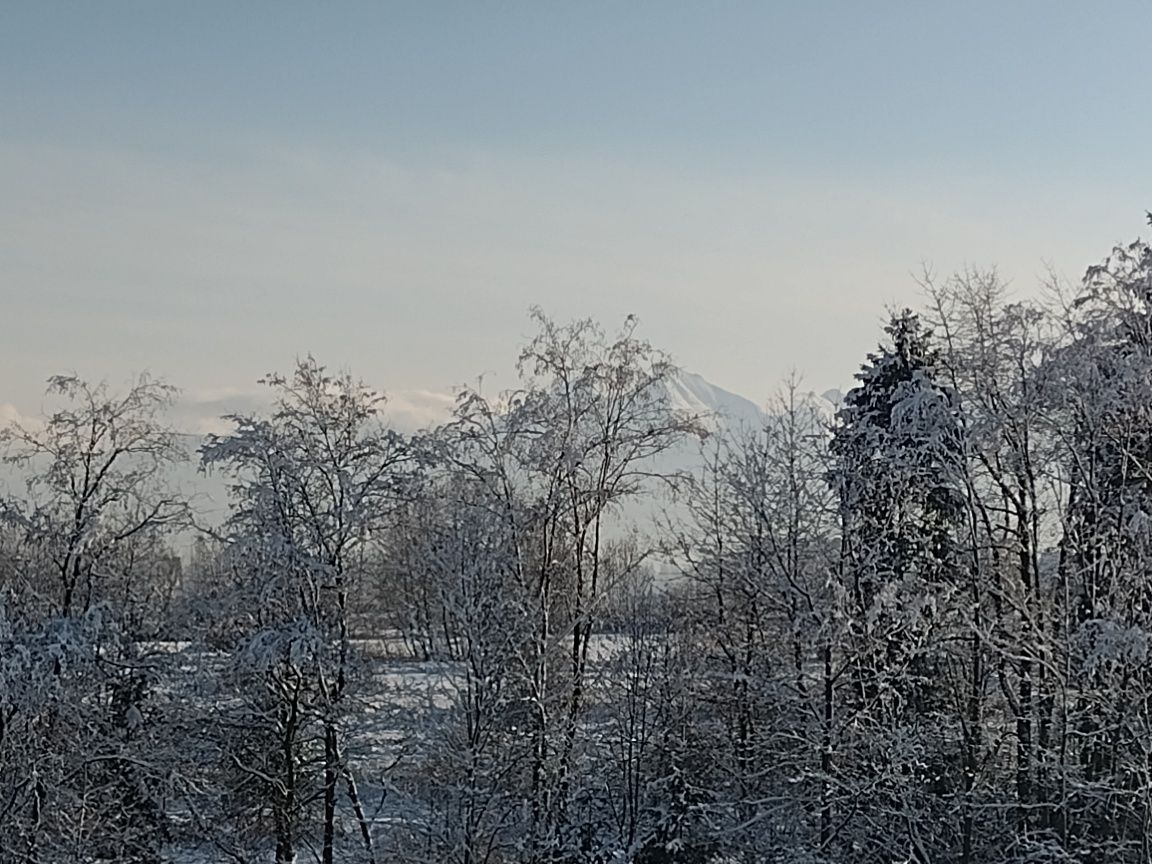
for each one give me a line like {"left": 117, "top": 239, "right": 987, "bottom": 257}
{"left": 828, "top": 310, "right": 967, "bottom": 860}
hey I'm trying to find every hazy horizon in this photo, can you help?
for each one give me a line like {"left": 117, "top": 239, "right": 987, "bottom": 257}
{"left": 5, "top": 2, "right": 1151, "bottom": 429}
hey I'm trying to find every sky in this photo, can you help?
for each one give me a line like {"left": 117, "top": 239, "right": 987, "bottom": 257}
{"left": 3, "top": 1, "right": 1151, "bottom": 432}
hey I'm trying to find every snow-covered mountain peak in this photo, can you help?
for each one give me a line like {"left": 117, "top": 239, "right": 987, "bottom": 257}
{"left": 663, "top": 370, "right": 765, "bottom": 430}
{"left": 663, "top": 370, "right": 840, "bottom": 431}
{"left": 820, "top": 388, "right": 845, "bottom": 407}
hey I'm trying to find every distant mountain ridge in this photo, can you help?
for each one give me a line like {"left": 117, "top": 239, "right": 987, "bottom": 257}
{"left": 2, "top": 373, "right": 841, "bottom": 552}
{"left": 662, "top": 370, "right": 841, "bottom": 432}
{"left": 663, "top": 370, "right": 766, "bottom": 430}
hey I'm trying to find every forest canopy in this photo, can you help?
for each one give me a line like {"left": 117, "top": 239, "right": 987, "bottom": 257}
{"left": 4, "top": 225, "right": 1152, "bottom": 863}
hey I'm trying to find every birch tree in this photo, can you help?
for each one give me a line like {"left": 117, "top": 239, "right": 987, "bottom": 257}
{"left": 202, "top": 357, "right": 412, "bottom": 864}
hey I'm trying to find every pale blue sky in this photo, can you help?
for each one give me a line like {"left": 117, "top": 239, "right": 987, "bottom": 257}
{"left": 3, "top": 2, "right": 1150, "bottom": 429}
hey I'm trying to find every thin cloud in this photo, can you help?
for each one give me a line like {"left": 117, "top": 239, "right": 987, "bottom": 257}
{"left": 173, "top": 386, "right": 454, "bottom": 438}
{"left": 381, "top": 389, "right": 455, "bottom": 433}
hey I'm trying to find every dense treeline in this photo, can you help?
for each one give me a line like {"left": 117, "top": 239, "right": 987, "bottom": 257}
{"left": 5, "top": 228, "right": 1152, "bottom": 863}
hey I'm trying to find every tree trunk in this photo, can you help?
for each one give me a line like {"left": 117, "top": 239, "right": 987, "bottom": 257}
{"left": 323, "top": 722, "right": 338, "bottom": 864}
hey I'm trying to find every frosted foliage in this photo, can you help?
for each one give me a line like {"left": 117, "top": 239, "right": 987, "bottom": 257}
{"left": 7, "top": 247, "right": 1152, "bottom": 864}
